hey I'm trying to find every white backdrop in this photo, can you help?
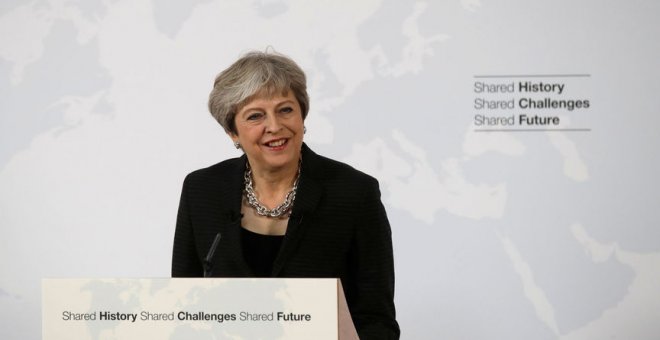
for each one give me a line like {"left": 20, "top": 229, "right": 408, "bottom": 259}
{"left": 1, "top": 1, "right": 659, "bottom": 339}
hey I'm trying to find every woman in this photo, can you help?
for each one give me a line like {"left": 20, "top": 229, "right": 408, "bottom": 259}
{"left": 172, "top": 51, "right": 400, "bottom": 339}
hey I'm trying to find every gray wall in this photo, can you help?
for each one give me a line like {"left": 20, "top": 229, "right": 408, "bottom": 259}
{"left": 1, "top": 0, "right": 659, "bottom": 339}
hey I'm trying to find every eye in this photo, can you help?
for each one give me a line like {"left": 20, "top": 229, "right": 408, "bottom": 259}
{"left": 279, "top": 106, "right": 293, "bottom": 114}
{"left": 246, "top": 112, "right": 264, "bottom": 120}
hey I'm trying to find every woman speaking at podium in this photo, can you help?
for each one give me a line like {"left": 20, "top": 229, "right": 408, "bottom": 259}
{"left": 172, "top": 51, "right": 400, "bottom": 339}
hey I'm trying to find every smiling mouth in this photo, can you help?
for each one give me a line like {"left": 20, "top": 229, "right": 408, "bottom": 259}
{"left": 265, "top": 139, "right": 287, "bottom": 147}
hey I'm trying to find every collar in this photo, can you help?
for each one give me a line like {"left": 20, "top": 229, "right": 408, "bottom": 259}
{"left": 228, "top": 143, "right": 323, "bottom": 219}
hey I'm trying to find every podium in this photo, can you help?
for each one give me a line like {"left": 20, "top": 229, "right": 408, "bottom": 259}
{"left": 42, "top": 278, "right": 358, "bottom": 340}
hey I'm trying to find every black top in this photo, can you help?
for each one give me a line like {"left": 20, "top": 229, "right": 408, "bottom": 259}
{"left": 240, "top": 227, "right": 284, "bottom": 277}
{"left": 172, "top": 143, "right": 399, "bottom": 339}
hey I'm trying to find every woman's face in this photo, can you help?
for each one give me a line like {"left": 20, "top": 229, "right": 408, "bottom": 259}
{"left": 230, "top": 90, "right": 304, "bottom": 174}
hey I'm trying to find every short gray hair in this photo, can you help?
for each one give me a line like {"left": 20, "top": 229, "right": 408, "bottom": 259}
{"left": 208, "top": 51, "right": 309, "bottom": 134}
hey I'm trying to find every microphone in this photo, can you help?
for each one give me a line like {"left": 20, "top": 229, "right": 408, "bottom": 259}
{"left": 203, "top": 232, "right": 222, "bottom": 277}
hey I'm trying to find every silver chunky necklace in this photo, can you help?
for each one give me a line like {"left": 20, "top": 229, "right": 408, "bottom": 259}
{"left": 243, "top": 159, "right": 301, "bottom": 218}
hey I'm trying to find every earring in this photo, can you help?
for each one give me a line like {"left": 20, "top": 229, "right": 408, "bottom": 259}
{"left": 303, "top": 126, "right": 307, "bottom": 134}
{"left": 234, "top": 141, "right": 241, "bottom": 149}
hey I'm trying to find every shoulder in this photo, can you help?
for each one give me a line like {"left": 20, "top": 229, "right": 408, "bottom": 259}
{"left": 189, "top": 155, "right": 243, "bottom": 176}
{"left": 184, "top": 155, "right": 243, "bottom": 182}
{"left": 302, "top": 144, "right": 379, "bottom": 191}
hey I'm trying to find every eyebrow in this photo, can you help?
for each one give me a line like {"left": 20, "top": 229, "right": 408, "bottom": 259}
{"left": 240, "top": 99, "right": 295, "bottom": 114}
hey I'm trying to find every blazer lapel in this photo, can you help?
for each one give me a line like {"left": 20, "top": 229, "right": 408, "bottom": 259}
{"left": 215, "top": 154, "right": 254, "bottom": 277}
{"left": 272, "top": 145, "right": 323, "bottom": 277}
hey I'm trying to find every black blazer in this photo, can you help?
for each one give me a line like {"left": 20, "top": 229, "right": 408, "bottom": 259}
{"left": 172, "top": 144, "right": 400, "bottom": 339}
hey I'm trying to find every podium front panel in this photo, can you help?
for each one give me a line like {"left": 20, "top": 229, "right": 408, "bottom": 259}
{"left": 43, "top": 278, "right": 339, "bottom": 340}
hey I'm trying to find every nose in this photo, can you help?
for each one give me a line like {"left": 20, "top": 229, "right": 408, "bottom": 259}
{"left": 264, "top": 112, "right": 282, "bottom": 133}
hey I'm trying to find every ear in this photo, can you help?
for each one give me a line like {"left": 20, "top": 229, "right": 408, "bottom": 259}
{"left": 226, "top": 130, "right": 238, "bottom": 143}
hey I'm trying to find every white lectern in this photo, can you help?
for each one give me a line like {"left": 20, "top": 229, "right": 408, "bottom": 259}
{"left": 42, "top": 278, "right": 358, "bottom": 340}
